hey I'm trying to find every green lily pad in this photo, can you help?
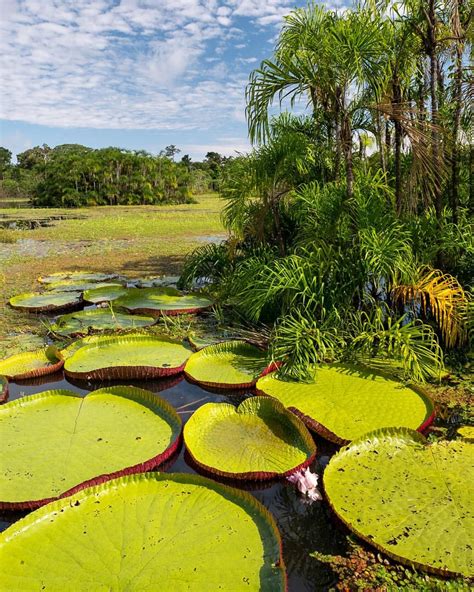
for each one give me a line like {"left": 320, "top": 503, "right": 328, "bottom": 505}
{"left": 457, "top": 426, "right": 474, "bottom": 441}
{"left": 50, "top": 309, "right": 155, "bottom": 336}
{"left": 83, "top": 284, "right": 129, "bottom": 303}
{"left": 0, "top": 386, "right": 182, "bottom": 509}
{"left": 0, "top": 376, "right": 8, "bottom": 402}
{"left": 184, "top": 397, "right": 316, "bottom": 480}
{"left": 185, "top": 341, "right": 270, "bottom": 389}
{"left": 60, "top": 335, "right": 102, "bottom": 359}
{"left": 324, "top": 428, "right": 474, "bottom": 577}
{"left": 38, "top": 271, "right": 119, "bottom": 284}
{"left": 256, "top": 364, "right": 434, "bottom": 444}
{"left": 64, "top": 334, "right": 192, "bottom": 380}
{"left": 9, "top": 291, "right": 83, "bottom": 313}
{"left": 135, "top": 275, "right": 180, "bottom": 288}
{"left": 46, "top": 280, "right": 123, "bottom": 293}
{"left": 114, "top": 287, "right": 213, "bottom": 316}
{"left": 0, "top": 348, "right": 63, "bottom": 380}
{"left": 0, "top": 473, "right": 286, "bottom": 590}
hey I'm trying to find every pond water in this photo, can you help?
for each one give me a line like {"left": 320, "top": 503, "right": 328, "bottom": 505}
{"left": 1, "top": 372, "right": 348, "bottom": 591}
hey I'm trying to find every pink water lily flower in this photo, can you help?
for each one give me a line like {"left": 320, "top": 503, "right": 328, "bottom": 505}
{"left": 287, "top": 468, "right": 322, "bottom": 501}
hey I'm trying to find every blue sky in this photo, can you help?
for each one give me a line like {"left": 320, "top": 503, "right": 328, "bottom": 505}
{"left": 0, "top": 1, "right": 348, "bottom": 161}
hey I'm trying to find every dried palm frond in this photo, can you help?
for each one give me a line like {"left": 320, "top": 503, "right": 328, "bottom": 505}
{"left": 392, "top": 268, "right": 468, "bottom": 348}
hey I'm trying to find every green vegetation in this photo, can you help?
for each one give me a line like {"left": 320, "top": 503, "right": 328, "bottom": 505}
{"left": 181, "top": 0, "right": 472, "bottom": 384}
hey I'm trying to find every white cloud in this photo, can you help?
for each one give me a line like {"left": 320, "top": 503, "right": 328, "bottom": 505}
{"left": 0, "top": 0, "right": 306, "bottom": 131}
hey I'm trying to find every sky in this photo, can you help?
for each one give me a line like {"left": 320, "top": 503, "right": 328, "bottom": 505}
{"left": 0, "top": 0, "right": 349, "bottom": 161}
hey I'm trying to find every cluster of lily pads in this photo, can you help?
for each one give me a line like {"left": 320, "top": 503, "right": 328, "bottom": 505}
{"left": 1, "top": 273, "right": 473, "bottom": 586}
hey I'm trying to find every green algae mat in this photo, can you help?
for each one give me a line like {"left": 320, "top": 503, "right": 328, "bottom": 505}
{"left": 184, "top": 397, "right": 316, "bottom": 480}
{"left": 9, "top": 291, "right": 83, "bottom": 312}
{"left": 114, "top": 287, "right": 213, "bottom": 316}
{"left": 0, "top": 347, "right": 63, "bottom": 380}
{"left": 0, "top": 386, "right": 182, "bottom": 509}
{"left": 324, "top": 428, "right": 474, "bottom": 577}
{"left": 256, "top": 364, "right": 434, "bottom": 444}
{"left": 0, "top": 473, "right": 286, "bottom": 591}
{"left": 184, "top": 341, "right": 270, "bottom": 388}
{"left": 64, "top": 334, "right": 192, "bottom": 380}
{"left": 50, "top": 308, "right": 155, "bottom": 336}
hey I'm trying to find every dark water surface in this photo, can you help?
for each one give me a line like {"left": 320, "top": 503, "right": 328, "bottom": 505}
{"left": 1, "top": 373, "right": 348, "bottom": 591}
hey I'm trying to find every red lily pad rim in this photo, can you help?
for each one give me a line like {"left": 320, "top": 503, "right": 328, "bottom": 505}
{"left": 184, "top": 397, "right": 317, "bottom": 481}
{"left": 1, "top": 358, "right": 64, "bottom": 382}
{"left": 0, "top": 386, "right": 182, "bottom": 511}
{"left": 256, "top": 370, "right": 435, "bottom": 445}
{"left": 123, "top": 304, "right": 213, "bottom": 317}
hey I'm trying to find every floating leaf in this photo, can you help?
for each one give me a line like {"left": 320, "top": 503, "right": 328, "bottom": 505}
{"left": 135, "top": 275, "right": 180, "bottom": 288}
{"left": 9, "top": 291, "right": 83, "bottom": 313}
{"left": 0, "top": 386, "right": 182, "bottom": 509}
{"left": 256, "top": 364, "right": 434, "bottom": 444}
{"left": 50, "top": 309, "right": 155, "bottom": 336}
{"left": 185, "top": 341, "right": 270, "bottom": 388}
{"left": 0, "top": 349, "right": 63, "bottom": 380}
{"left": 184, "top": 397, "right": 316, "bottom": 480}
{"left": 114, "top": 287, "right": 213, "bottom": 316}
{"left": 38, "top": 271, "right": 119, "bottom": 284}
{"left": 64, "top": 334, "right": 192, "bottom": 380}
{"left": 0, "top": 473, "right": 286, "bottom": 590}
{"left": 324, "top": 428, "right": 474, "bottom": 577}
{"left": 457, "top": 426, "right": 474, "bottom": 441}
{"left": 46, "top": 280, "right": 124, "bottom": 293}
{"left": 83, "top": 284, "right": 128, "bottom": 303}
{"left": 0, "top": 376, "right": 8, "bottom": 402}
{"left": 60, "top": 335, "right": 102, "bottom": 359}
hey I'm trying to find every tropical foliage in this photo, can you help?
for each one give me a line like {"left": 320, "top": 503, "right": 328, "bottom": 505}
{"left": 181, "top": 0, "right": 473, "bottom": 383}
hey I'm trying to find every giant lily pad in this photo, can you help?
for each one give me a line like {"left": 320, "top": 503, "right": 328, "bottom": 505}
{"left": 83, "top": 284, "right": 128, "bottom": 303}
{"left": 9, "top": 291, "right": 83, "bottom": 313}
{"left": 256, "top": 364, "right": 434, "bottom": 444}
{"left": 38, "top": 271, "right": 119, "bottom": 284}
{"left": 185, "top": 341, "right": 271, "bottom": 389}
{"left": 184, "top": 397, "right": 316, "bottom": 480}
{"left": 324, "top": 428, "right": 474, "bottom": 577}
{"left": 50, "top": 309, "right": 155, "bottom": 336}
{"left": 0, "top": 473, "right": 286, "bottom": 590}
{"left": 0, "top": 386, "right": 182, "bottom": 509}
{"left": 46, "top": 280, "right": 123, "bottom": 293}
{"left": 0, "top": 347, "right": 63, "bottom": 380}
{"left": 114, "top": 287, "right": 213, "bottom": 316}
{"left": 64, "top": 334, "right": 192, "bottom": 380}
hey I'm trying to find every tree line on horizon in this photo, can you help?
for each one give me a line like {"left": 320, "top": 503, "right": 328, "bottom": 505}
{"left": 0, "top": 144, "right": 231, "bottom": 206}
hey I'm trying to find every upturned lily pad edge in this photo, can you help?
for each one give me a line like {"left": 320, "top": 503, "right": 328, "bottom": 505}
{"left": 0, "top": 471, "right": 288, "bottom": 591}
{"left": 0, "top": 386, "right": 183, "bottom": 511}
{"left": 184, "top": 397, "right": 317, "bottom": 481}
{"left": 323, "top": 427, "right": 471, "bottom": 577}
{"left": 256, "top": 370, "right": 436, "bottom": 445}
{"left": 0, "top": 352, "right": 64, "bottom": 381}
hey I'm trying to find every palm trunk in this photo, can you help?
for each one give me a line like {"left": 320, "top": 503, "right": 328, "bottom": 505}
{"left": 392, "top": 76, "right": 403, "bottom": 213}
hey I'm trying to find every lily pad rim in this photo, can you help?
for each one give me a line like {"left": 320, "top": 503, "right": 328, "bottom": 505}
{"left": 9, "top": 291, "right": 84, "bottom": 313}
{"left": 0, "top": 386, "right": 182, "bottom": 511}
{"left": 323, "top": 427, "right": 471, "bottom": 577}
{"left": 184, "top": 396, "right": 317, "bottom": 481}
{"left": 256, "top": 364, "right": 435, "bottom": 445}
{"left": 0, "top": 350, "right": 64, "bottom": 381}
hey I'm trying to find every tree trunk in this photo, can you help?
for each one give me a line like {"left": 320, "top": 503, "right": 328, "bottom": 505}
{"left": 342, "top": 111, "right": 354, "bottom": 202}
{"left": 392, "top": 75, "right": 403, "bottom": 213}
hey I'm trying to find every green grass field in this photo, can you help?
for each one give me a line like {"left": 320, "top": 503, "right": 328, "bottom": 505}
{"left": 0, "top": 194, "right": 225, "bottom": 356}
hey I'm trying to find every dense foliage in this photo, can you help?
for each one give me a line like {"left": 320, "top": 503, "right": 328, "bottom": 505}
{"left": 180, "top": 0, "right": 473, "bottom": 383}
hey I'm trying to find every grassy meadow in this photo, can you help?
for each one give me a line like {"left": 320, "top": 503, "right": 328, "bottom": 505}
{"left": 0, "top": 194, "right": 225, "bottom": 356}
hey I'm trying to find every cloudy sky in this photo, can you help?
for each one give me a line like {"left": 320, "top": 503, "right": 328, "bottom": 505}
{"left": 0, "top": 0, "right": 348, "bottom": 160}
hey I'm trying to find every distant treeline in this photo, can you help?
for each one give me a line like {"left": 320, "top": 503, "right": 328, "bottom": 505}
{"left": 0, "top": 144, "right": 231, "bottom": 207}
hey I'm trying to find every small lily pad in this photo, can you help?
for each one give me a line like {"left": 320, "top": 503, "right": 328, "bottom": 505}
{"left": 38, "top": 271, "right": 119, "bottom": 284}
{"left": 185, "top": 341, "right": 270, "bottom": 389}
{"left": 184, "top": 397, "right": 316, "bottom": 480}
{"left": 0, "top": 386, "right": 182, "bottom": 508}
{"left": 0, "top": 348, "right": 63, "bottom": 380}
{"left": 50, "top": 309, "right": 155, "bottom": 336}
{"left": 83, "top": 284, "right": 129, "bottom": 304}
{"left": 457, "top": 426, "right": 474, "bottom": 441}
{"left": 0, "top": 473, "right": 286, "bottom": 590}
{"left": 9, "top": 291, "right": 83, "bottom": 313}
{"left": 324, "top": 428, "right": 474, "bottom": 577}
{"left": 46, "top": 280, "right": 124, "bottom": 293}
{"left": 256, "top": 364, "right": 434, "bottom": 444}
{"left": 114, "top": 287, "right": 213, "bottom": 316}
{"left": 64, "top": 334, "right": 192, "bottom": 380}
